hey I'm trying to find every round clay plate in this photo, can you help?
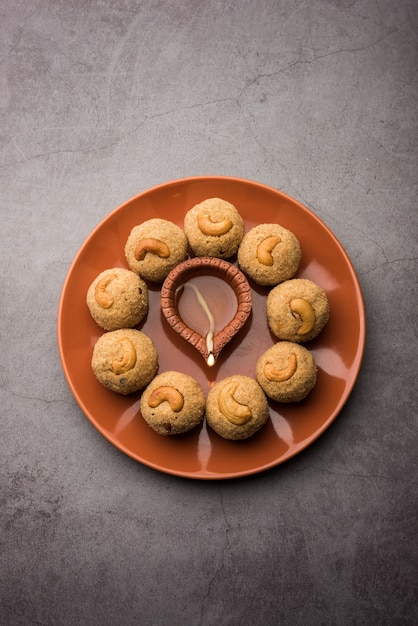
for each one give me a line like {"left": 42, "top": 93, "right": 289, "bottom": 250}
{"left": 58, "top": 176, "right": 365, "bottom": 479}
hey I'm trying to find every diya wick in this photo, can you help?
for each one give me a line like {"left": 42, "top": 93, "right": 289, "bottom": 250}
{"left": 176, "top": 282, "right": 216, "bottom": 366}
{"left": 160, "top": 257, "right": 252, "bottom": 366}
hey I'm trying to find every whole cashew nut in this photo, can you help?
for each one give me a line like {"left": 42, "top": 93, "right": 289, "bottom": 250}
{"left": 148, "top": 386, "right": 184, "bottom": 412}
{"left": 197, "top": 214, "right": 233, "bottom": 236}
{"left": 218, "top": 381, "right": 252, "bottom": 425}
{"left": 111, "top": 337, "right": 137, "bottom": 374}
{"left": 264, "top": 353, "right": 297, "bottom": 382}
{"left": 95, "top": 273, "right": 118, "bottom": 308}
{"left": 134, "top": 238, "right": 170, "bottom": 261}
{"left": 290, "top": 298, "right": 315, "bottom": 335}
{"left": 256, "top": 235, "right": 281, "bottom": 266}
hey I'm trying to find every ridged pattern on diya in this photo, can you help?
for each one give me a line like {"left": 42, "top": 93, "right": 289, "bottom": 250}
{"left": 160, "top": 257, "right": 252, "bottom": 363}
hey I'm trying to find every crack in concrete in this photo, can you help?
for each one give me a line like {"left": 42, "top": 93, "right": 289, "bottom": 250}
{"left": 0, "top": 98, "right": 237, "bottom": 170}
{"left": 0, "top": 7, "right": 39, "bottom": 65}
{"left": 0, "top": 130, "right": 142, "bottom": 169}
{"left": 304, "top": 0, "right": 401, "bottom": 62}
{"left": 293, "top": 196, "right": 416, "bottom": 275}
{"left": 235, "top": 16, "right": 403, "bottom": 104}
{"left": 305, "top": 0, "right": 315, "bottom": 57}
{"left": 358, "top": 257, "right": 418, "bottom": 277}
{"left": 235, "top": 97, "right": 291, "bottom": 183}
{"left": 230, "top": 21, "right": 404, "bottom": 176}
{"left": 146, "top": 96, "right": 237, "bottom": 121}
{"left": 312, "top": 25, "right": 401, "bottom": 61}
{"left": 359, "top": 125, "right": 416, "bottom": 166}
{"left": 297, "top": 464, "right": 418, "bottom": 485}
{"left": 198, "top": 488, "right": 231, "bottom": 625}
{"left": 1, "top": 385, "right": 77, "bottom": 407}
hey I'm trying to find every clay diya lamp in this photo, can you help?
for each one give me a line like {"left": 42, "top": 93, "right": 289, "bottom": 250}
{"left": 161, "top": 257, "right": 252, "bottom": 366}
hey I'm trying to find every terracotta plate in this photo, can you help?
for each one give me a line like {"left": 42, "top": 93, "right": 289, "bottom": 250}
{"left": 57, "top": 176, "right": 365, "bottom": 479}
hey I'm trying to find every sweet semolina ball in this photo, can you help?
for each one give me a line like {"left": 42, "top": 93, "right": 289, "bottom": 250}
{"left": 125, "top": 218, "right": 188, "bottom": 282}
{"left": 256, "top": 341, "right": 317, "bottom": 402}
{"left": 140, "top": 371, "right": 205, "bottom": 436}
{"left": 266, "top": 278, "right": 330, "bottom": 342}
{"left": 86, "top": 267, "right": 148, "bottom": 331}
{"left": 184, "top": 198, "right": 244, "bottom": 259}
{"left": 237, "top": 223, "right": 301, "bottom": 286}
{"left": 91, "top": 329, "right": 158, "bottom": 395}
{"left": 205, "top": 375, "right": 269, "bottom": 440}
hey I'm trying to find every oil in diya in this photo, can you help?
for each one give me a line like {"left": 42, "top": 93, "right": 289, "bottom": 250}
{"left": 160, "top": 257, "right": 252, "bottom": 366}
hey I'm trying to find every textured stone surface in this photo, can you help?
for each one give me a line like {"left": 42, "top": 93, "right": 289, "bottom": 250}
{"left": 1, "top": 1, "right": 417, "bottom": 624}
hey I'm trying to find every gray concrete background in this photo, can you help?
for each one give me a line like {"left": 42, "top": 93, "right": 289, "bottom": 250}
{"left": 1, "top": 1, "right": 417, "bottom": 624}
